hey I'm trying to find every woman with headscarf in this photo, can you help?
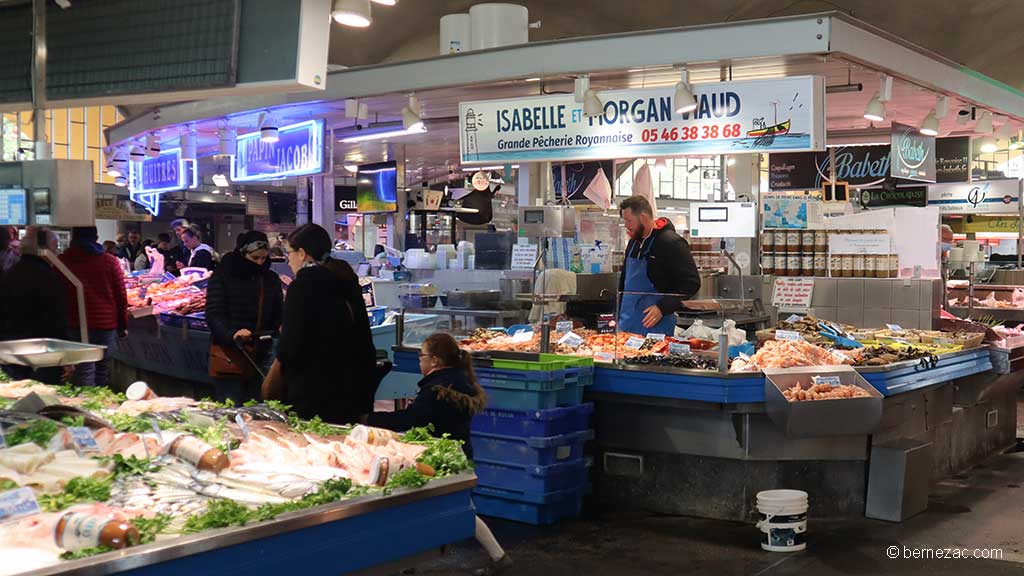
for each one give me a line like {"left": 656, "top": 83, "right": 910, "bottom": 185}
{"left": 204, "top": 231, "right": 284, "bottom": 403}
{"left": 262, "top": 223, "right": 377, "bottom": 425}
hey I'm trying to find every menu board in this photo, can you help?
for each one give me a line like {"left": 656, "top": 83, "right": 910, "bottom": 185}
{"left": 0, "top": 189, "right": 26, "bottom": 226}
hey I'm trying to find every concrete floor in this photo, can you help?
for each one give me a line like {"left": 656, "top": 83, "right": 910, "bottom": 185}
{"left": 417, "top": 445, "right": 1024, "bottom": 575}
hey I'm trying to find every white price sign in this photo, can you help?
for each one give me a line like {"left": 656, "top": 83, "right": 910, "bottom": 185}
{"left": 645, "top": 333, "right": 666, "bottom": 342}
{"left": 460, "top": 76, "right": 825, "bottom": 164}
{"left": 558, "top": 331, "right": 585, "bottom": 348}
{"left": 624, "top": 336, "right": 645, "bottom": 349}
{"left": 510, "top": 244, "right": 539, "bottom": 270}
{"left": 69, "top": 427, "right": 100, "bottom": 453}
{"left": 812, "top": 375, "right": 842, "bottom": 386}
{"left": 828, "top": 233, "right": 891, "bottom": 255}
{"left": 886, "top": 324, "right": 903, "bottom": 332}
{"left": 775, "top": 330, "right": 803, "bottom": 341}
{"left": 772, "top": 277, "right": 815, "bottom": 309}
{"left": 668, "top": 342, "right": 692, "bottom": 355}
{"left": 511, "top": 330, "right": 534, "bottom": 343}
{"left": 555, "top": 321, "right": 574, "bottom": 333}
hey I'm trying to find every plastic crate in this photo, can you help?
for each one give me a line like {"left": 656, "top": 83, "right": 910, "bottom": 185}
{"left": 489, "top": 357, "right": 573, "bottom": 371}
{"left": 474, "top": 457, "right": 589, "bottom": 493}
{"left": 470, "top": 429, "right": 593, "bottom": 466}
{"left": 476, "top": 367, "right": 567, "bottom": 391}
{"left": 472, "top": 484, "right": 587, "bottom": 525}
{"left": 471, "top": 403, "right": 593, "bottom": 437}
{"left": 159, "top": 313, "right": 208, "bottom": 332}
{"left": 556, "top": 379, "right": 585, "bottom": 406}
{"left": 482, "top": 385, "right": 563, "bottom": 411}
{"left": 366, "top": 306, "right": 387, "bottom": 327}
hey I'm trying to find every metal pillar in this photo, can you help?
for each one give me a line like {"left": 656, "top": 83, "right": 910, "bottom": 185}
{"left": 31, "top": 0, "right": 49, "bottom": 160}
{"left": 311, "top": 172, "right": 335, "bottom": 229}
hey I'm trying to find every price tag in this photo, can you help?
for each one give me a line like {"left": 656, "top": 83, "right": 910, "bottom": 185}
{"left": 555, "top": 321, "right": 573, "bottom": 333}
{"left": 235, "top": 414, "right": 251, "bottom": 442}
{"left": 669, "top": 342, "right": 692, "bottom": 355}
{"left": 645, "top": 333, "right": 666, "bottom": 342}
{"left": 886, "top": 324, "right": 903, "bottom": 332}
{"left": 624, "top": 336, "right": 645, "bottom": 349}
{"left": 775, "top": 330, "right": 802, "bottom": 341}
{"left": 934, "top": 337, "right": 954, "bottom": 346}
{"left": 812, "top": 375, "right": 842, "bottom": 386}
{"left": 558, "top": 331, "right": 584, "bottom": 348}
{"left": 68, "top": 427, "right": 99, "bottom": 453}
{"left": 510, "top": 330, "right": 534, "bottom": 343}
{"left": 0, "top": 487, "right": 40, "bottom": 522}
{"left": 595, "top": 352, "right": 615, "bottom": 363}
{"left": 510, "top": 244, "right": 539, "bottom": 270}
{"left": 784, "top": 314, "right": 804, "bottom": 323}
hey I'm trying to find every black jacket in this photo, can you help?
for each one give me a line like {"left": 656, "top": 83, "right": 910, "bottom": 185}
{"left": 0, "top": 254, "right": 67, "bottom": 341}
{"left": 618, "top": 217, "right": 701, "bottom": 314}
{"left": 367, "top": 367, "right": 485, "bottom": 457}
{"left": 205, "top": 252, "right": 283, "bottom": 350}
{"left": 118, "top": 242, "right": 143, "bottom": 265}
{"left": 278, "top": 262, "right": 377, "bottom": 425}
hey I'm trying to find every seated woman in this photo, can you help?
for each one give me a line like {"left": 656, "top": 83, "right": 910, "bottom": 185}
{"left": 367, "top": 332, "right": 487, "bottom": 456}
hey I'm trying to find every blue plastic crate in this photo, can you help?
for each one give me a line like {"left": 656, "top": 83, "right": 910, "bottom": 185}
{"left": 471, "top": 403, "right": 593, "bottom": 437}
{"left": 473, "top": 484, "right": 587, "bottom": 525}
{"left": 475, "top": 367, "right": 567, "bottom": 391}
{"left": 470, "top": 429, "right": 593, "bottom": 466}
{"left": 482, "top": 385, "right": 562, "bottom": 411}
{"left": 367, "top": 306, "right": 387, "bottom": 327}
{"left": 474, "top": 457, "right": 589, "bottom": 493}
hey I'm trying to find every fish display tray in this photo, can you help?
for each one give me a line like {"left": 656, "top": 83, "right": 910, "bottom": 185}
{"left": 471, "top": 403, "right": 593, "bottom": 438}
{"left": 473, "top": 484, "right": 587, "bottom": 526}
{"left": 470, "top": 429, "right": 592, "bottom": 466}
{"left": 764, "top": 365, "right": 883, "bottom": 438}
{"left": 0, "top": 338, "right": 106, "bottom": 368}
{"left": 474, "top": 457, "right": 589, "bottom": 493}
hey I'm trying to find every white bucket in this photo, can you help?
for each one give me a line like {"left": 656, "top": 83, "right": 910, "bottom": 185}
{"left": 469, "top": 3, "right": 528, "bottom": 50}
{"left": 755, "top": 490, "right": 808, "bottom": 552}
{"left": 439, "top": 13, "right": 471, "bottom": 55}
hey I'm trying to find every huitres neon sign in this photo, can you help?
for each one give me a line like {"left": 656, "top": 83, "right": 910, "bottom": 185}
{"left": 128, "top": 148, "right": 198, "bottom": 216}
{"left": 232, "top": 119, "right": 326, "bottom": 182}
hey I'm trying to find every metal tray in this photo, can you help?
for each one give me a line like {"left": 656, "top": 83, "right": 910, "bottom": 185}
{"left": 0, "top": 338, "right": 106, "bottom": 368}
{"left": 764, "top": 365, "right": 883, "bottom": 438}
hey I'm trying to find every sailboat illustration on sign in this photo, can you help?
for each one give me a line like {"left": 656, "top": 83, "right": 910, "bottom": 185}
{"left": 747, "top": 101, "right": 791, "bottom": 137}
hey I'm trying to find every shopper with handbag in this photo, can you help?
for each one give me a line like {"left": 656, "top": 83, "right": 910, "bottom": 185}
{"left": 205, "top": 231, "right": 283, "bottom": 403}
{"left": 262, "top": 223, "right": 377, "bottom": 425}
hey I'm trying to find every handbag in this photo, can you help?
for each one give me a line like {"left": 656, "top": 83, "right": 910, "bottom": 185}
{"left": 209, "top": 280, "right": 265, "bottom": 378}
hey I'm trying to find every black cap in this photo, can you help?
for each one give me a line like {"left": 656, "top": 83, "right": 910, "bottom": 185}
{"left": 71, "top": 226, "right": 99, "bottom": 243}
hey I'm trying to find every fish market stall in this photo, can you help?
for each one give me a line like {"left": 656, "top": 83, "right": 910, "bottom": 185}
{"left": 0, "top": 364, "right": 476, "bottom": 576}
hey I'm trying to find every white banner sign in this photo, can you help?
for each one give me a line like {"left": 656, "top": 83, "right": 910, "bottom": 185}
{"left": 459, "top": 76, "right": 825, "bottom": 164}
{"left": 828, "top": 233, "right": 891, "bottom": 255}
{"left": 927, "top": 179, "right": 1021, "bottom": 214}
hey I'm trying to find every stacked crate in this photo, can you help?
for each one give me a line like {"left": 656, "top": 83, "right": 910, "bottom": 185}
{"left": 469, "top": 355, "right": 594, "bottom": 525}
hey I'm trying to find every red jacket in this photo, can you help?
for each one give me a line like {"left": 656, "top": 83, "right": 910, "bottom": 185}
{"left": 59, "top": 245, "right": 128, "bottom": 332}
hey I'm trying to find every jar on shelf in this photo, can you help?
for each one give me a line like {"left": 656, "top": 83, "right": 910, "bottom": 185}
{"left": 775, "top": 254, "right": 788, "bottom": 276}
{"left": 829, "top": 253, "right": 843, "bottom": 277}
{"left": 814, "top": 253, "right": 827, "bottom": 277}
{"left": 786, "top": 229, "right": 801, "bottom": 253}
{"left": 889, "top": 253, "right": 900, "bottom": 278}
{"left": 864, "top": 254, "right": 878, "bottom": 278}
{"left": 761, "top": 253, "right": 775, "bottom": 276}
{"left": 801, "top": 229, "right": 815, "bottom": 253}
{"left": 840, "top": 254, "right": 854, "bottom": 277}
{"left": 852, "top": 253, "right": 865, "bottom": 278}
{"left": 814, "top": 230, "right": 828, "bottom": 252}
{"left": 801, "top": 253, "right": 814, "bottom": 277}
{"left": 787, "top": 253, "right": 801, "bottom": 277}
{"left": 762, "top": 229, "right": 775, "bottom": 253}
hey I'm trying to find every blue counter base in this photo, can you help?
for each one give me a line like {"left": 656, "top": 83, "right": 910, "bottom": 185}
{"left": 91, "top": 488, "right": 477, "bottom": 576}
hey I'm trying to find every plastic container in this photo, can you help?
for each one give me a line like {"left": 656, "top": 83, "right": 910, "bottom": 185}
{"left": 439, "top": 13, "right": 471, "bottom": 54}
{"left": 366, "top": 306, "right": 387, "bottom": 327}
{"left": 472, "top": 484, "right": 586, "bottom": 525}
{"left": 756, "top": 489, "right": 808, "bottom": 552}
{"left": 469, "top": 3, "right": 529, "bottom": 51}
{"left": 471, "top": 403, "right": 593, "bottom": 437}
{"left": 475, "top": 367, "right": 566, "bottom": 391}
{"left": 482, "top": 385, "right": 563, "bottom": 410}
{"left": 474, "top": 457, "right": 589, "bottom": 493}
{"left": 470, "top": 429, "right": 592, "bottom": 466}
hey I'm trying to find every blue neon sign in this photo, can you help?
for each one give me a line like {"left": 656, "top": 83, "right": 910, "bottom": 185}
{"left": 231, "top": 119, "right": 325, "bottom": 182}
{"left": 129, "top": 147, "right": 187, "bottom": 216}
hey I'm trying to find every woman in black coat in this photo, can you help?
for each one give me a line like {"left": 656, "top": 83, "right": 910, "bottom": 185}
{"left": 0, "top": 227, "right": 66, "bottom": 384}
{"left": 367, "top": 332, "right": 486, "bottom": 457}
{"left": 262, "top": 224, "right": 377, "bottom": 425}
{"left": 205, "top": 231, "right": 283, "bottom": 403}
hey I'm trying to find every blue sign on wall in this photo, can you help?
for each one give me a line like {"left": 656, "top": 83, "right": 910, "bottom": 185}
{"left": 232, "top": 119, "right": 326, "bottom": 182}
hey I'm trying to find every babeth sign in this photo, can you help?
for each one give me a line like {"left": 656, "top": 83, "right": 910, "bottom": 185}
{"left": 890, "top": 122, "right": 935, "bottom": 182}
{"left": 459, "top": 76, "right": 825, "bottom": 164}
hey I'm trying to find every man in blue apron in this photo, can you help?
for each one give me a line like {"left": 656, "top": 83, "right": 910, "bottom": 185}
{"left": 618, "top": 196, "right": 701, "bottom": 335}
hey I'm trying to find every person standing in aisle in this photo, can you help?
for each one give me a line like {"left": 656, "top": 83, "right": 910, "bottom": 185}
{"left": 617, "top": 196, "right": 700, "bottom": 335}
{"left": 0, "top": 226, "right": 67, "bottom": 384}
{"left": 166, "top": 219, "right": 192, "bottom": 274}
{"left": 180, "top": 225, "right": 215, "bottom": 270}
{"left": 133, "top": 239, "right": 155, "bottom": 272}
{"left": 262, "top": 223, "right": 377, "bottom": 425}
{"left": 59, "top": 226, "right": 128, "bottom": 388}
{"left": 118, "top": 229, "right": 144, "bottom": 269}
{"left": 205, "top": 231, "right": 283, "bottom": 403}
{"left": 0, "top": 226, "right": 19, "bottom": 280}
{"left": 366, "top": 332, "right": 486, "bottom": 455}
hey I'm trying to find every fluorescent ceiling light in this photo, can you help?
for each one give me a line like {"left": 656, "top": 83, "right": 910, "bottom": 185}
{"left": 370, "top": 0, "right": 396, "bottom": 4}
{"left": 333, "top": 0, "right": 372, "bottom": 27}
{"left": 339, "top": 124, "right": 426, "bottom": 143}
{"left": 212, "top": 189, "right": 221, "bottom": 195}
{"left": 212, "top": 173, "right": 230, "bottom": 187}
{"left": 919, "top": 109, "right": 939, "bottom": 136}
{"left": 863, "top": 92, "right": 885, "bottom": 122}
{"left": 975, "top": 111, "right": 993, "bottom": 134}
{"left": 462, "top": 165, "right": 519, "bottom": 171}
{"left": 114, "top": 176, "right": 127, "bottom": 187}
{"left": 673, "top": 68, "right": 696, "bottom": 114}
{"left": 583, "top": 89, "right": 602, "bottom": 117}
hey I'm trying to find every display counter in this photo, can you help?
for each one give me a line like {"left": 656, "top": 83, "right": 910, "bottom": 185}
{"left": 19, "top": 475, "right": 476, "bottom": 576}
